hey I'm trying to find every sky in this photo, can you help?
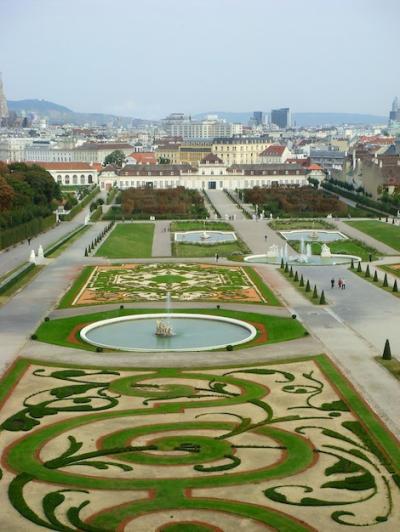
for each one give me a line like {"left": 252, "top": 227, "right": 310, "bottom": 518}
{"left": 1, "top": 0, "right": 399, "bottom": 119}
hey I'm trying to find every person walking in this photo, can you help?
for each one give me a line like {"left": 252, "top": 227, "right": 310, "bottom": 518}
{"left": 338, "top": 278, "right": 342, "bottom": 289}
{"left": 342, "top": 279, "right": 346, "bottom": 290}
{"left": 331, "top": 278, "right": 335, "bottom": 288}
{"left": 215, "top": 253, "right": 219, "bottom": 262}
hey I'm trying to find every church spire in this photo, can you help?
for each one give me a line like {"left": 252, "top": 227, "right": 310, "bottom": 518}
{"left": 0, "top": 72, "right": 9, "bottom": 119}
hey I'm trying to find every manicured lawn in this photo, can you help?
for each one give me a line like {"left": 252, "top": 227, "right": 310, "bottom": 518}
{"left": 34, "top": 308, "right": 305, "bottom": 351}
{"left": 171, "top": 221, "right": 233, "bottom": 231}
{"left": 346, "top": 220, "right": 400, "bottom": 252}
{"left": 95, "top": 223, "right": 154, "bottom": 258}
{"left": 380, "top": 263, "right": 400, "bottom": 278}
{"left": 173, "top": 240, "right": 248, "bottom": 258}
{"left": 289, "top": 238, "right": 380, "bottom": 261}
{"left": 270, "top": 219, "right": 334, "bottom": 230}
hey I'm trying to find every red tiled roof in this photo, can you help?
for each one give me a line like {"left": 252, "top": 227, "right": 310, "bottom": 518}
{"left": 128, "top": 152, "right": 157, "bottom": 164}
{"left": 359, "top": 136, "right": 395, "bottom": 145}
{"left": 260, "top": 145, "right": 286, "bottom": 156}
{"left": 307, "top": 164, "right": 322, "bottom": 170}
{"left": 27, "top": 162, "right": 101, "bottom": 171}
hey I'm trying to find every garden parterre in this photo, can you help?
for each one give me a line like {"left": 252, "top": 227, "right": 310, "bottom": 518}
{"left": 71, "top": 263, "right": 270, "bottom": 306}
{"left": 0, "top": 355, "right": 399, "bottom": 531}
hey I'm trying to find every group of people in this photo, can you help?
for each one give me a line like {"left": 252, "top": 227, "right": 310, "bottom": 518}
{"left": 331, "top": 278, "right": 346, "bottom": 290}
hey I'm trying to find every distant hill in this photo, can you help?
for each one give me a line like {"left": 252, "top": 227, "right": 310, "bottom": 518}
{"left": 7, "top": 99, "right": 152, "bottom": 127}
{"left": 194, "top": 111, "right": 387, "bottom": 127}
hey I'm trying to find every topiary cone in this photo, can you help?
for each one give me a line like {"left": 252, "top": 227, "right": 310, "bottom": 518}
{"left": 84, "top": 248, "right": 88, "bottom": 256}
{"left": 294, "top": 271, "right": 299, "bottom": 282}
{"left": 383, "top": 273, "right": 388, "bottom": 287}
{"left": 284, "top": 262, "right": 289, "bottom": 273}
{"left": 365, "top": 264, "right": 370, "bottom": 278}
{"left": 280, "top": 258, "right": 284, "bottom": 269}
{"left": 373, "top": 270, "right": 378, "bottom": 282}
{"left": 319, "top": 290, "right": 326, "bottom": 304}
{"left": 382, "top": 339, "right": 392, "bottom": 360}
{"left": 350, "top": 259, "right": 354, "bottom": 270}
{"left": 305, "top": 279, "right": 311, "bottom": 292}
{"left": 299, "top": 274, "right": 304, "bottom": 287}
{"left": 312, "top": 285, "right": 318, "bottom": 299}
{"left": 357, "top": 262, "right": 362, "bottom": 273}
{"left": 393, "top": 280, "right": 398, "bottom": 293}
{"left": 289, "top": 266, "right": 293, "bottom": 277}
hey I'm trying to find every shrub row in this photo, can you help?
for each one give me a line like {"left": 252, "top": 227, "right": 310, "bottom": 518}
{"left": 0, "top": 213, "right": 56, "bottom": 250}
{"left": 85, "top": 221, "right": 114, "bottom": 256}
{"left": 224, "top": 189, "right": 252, "bottom": 218}
{"left": 44, "top": 225, "right": 85, "bottom": 257}
{"left": 321, "top": 181, "right": 397, "bottom": 216}
{"left": 280, "top": 260, "right": 326, "bottom": 305}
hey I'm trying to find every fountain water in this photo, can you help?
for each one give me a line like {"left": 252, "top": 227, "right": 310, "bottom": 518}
{"left": 300, "top": 237, "right": 305, "bottom": 256}
{"left": 155, "top": 292, "right": 174, "bottom": 337}
{"left": 306, "top": 243, "right": 312, "bottom": 258}
{"left": 201, "top": 230, "right": 210, "bottom": 240}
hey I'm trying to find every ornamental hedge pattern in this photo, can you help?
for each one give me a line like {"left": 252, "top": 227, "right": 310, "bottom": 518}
{"left": 0, "top": 356, "right": 399, "bottom": 531}
{"left": 72, "top": 263, "right": 266, "bottom": 306}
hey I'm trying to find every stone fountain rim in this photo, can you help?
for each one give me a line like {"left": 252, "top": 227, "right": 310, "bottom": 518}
{"left": 80, "top": 313, "right": 257, "bottom": 352}
{"left": 174, "top": 230, "right": 237, "bottom": 242}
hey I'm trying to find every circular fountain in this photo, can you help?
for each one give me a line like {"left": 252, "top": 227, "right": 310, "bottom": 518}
{"left": 80, "top": 313, "right": 257, "bottom": 352}
{"left": 174, "top": 231, "right": 237, "bottom": 244}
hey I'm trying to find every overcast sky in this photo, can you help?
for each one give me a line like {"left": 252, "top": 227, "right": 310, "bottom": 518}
{"left": 1, "top": 0, "right": 399, "bottom": 119}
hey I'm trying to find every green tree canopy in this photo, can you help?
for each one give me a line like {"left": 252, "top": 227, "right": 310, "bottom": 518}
{"left": 104, "top": 150, "right": 126, "bottom": 168}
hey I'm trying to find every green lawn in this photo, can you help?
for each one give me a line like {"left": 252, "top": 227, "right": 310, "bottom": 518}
{"left": 380, "top": 264, "right": 400, "bottom": 278}
{"left": 34, "top": 308, "right": 306, "bottom": 352}
{"left": 376, "top": 356, "right": 400, "bottom": 382}
{"left": 289, "top": 238, "right": 380, "bottom": 261}
{"left": 173, "top": 240, "right": 249, "bottom": 258}
{"left": 171, "top": 221, "right": 233, "bottom": 231}
{"left": 345, "top": 220, "right": 400, "bottom": 252}
{"left": 95, "top": 223, "right": 154, "bottom": 258}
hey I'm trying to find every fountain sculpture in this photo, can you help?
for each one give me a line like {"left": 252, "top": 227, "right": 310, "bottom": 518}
{"left": 155, "top": 292, "right": 175, "bottom": 337}
{"left": 201, "top": 230, "right": 210, "bottom": 240}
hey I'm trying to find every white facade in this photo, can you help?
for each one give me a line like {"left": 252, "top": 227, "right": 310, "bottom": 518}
{"left": 98, "top": 163, "right": 315, "bottom": 191}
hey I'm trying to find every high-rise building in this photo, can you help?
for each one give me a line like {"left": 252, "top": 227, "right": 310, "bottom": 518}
{"left": 271, "top": 108, "right": 291, "bottom": 129}
{"left": 0, "top": 73, "right": 8, "bottom": 120}
{"left": 252, "top": 111, "right": 264, "bottom": 126}
{"left": 389, "top": 97, "right": 400, "bottom": 123}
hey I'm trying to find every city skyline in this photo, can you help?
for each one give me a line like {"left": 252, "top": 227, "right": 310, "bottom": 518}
{"left": 1, "top": 0, "right": 399, "bottom": 119}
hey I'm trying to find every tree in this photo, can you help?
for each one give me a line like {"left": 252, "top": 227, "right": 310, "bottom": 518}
{"left": 104, "top": 150, "right": 126, "bottom": 168}
{"left": 0, "top": 175, "right": 15, "bottom": 211}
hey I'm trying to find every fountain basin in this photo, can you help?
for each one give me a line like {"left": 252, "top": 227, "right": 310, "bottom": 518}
{"left": 80, "top": 313, "right": 257, "bottom": 352}
{"left": 244, "top": 254, "right": 361, "bottom": 266}
{"left": 174, "top": 231, "right": 237, "bottom": 244}
{"left": 280, "top": 230, "right": 348, "bottom": 242}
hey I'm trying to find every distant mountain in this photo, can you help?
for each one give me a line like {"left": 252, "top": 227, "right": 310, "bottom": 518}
{"left": 194, "top": 111, "right": 387, "bottom": 127}
{"left": 7, "top": 99, "right": 152, "bottom": 127}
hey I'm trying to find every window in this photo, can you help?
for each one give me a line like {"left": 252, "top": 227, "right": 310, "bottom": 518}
{"left": 80, "top": 175, "right": 85, "bottom": 184}
{"left": 88, "top": 174, "right": 93, "bottom": 183}
{"left": 65, "top": 175, "right": 70, "bottom": 184}
{"left": 57, "top": 175, "right": 62, "bottom": 183}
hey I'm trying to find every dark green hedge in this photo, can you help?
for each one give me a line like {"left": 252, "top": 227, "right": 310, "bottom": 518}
{"left": 0, "top": 263, "right": 35, "bottom": 295}
{"left": 0, "top": 214, "right": 56, "bottom": 250}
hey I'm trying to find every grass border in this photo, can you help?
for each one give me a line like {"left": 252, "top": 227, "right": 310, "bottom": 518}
{"left": 375, "top": 356, "right": 400, "bottom": 382}
{"left": 33, "top": 308, "right": 306, "bottom": 352}
{"left": 350, "top": 264, "right": 399, "bottom": 299}
{"left": 345, "top": 220, "right": 400, "bottom": 253}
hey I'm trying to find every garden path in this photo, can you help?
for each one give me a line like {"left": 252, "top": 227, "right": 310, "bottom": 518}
{"left": 151, "top": 220, "right": 172, "bottom": 257}
{"left": 0, "top": 190, "right": 104, "bottom": 277}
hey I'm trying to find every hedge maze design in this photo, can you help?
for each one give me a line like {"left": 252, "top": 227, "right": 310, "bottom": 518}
{"left": 0, "top": 356, "right": 399, "bottom": 531}
{"left": 73, "top": 264, "right": 265, "bottom": 306}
